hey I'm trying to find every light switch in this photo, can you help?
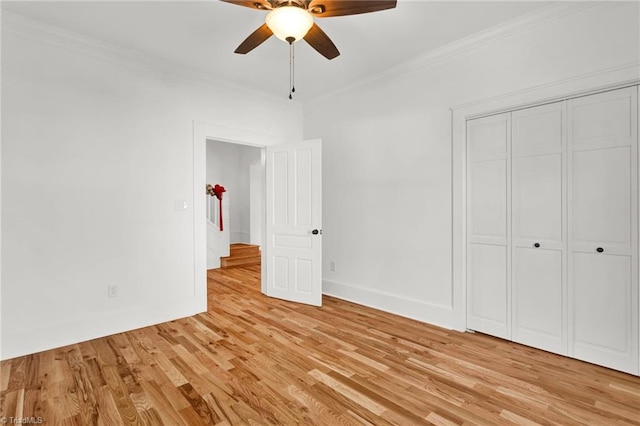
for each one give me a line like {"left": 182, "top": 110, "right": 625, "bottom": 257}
{"left": 175, "top": 200, "right": 188, "bottom": 211}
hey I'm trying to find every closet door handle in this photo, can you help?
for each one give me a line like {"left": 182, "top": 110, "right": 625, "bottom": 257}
{"left": 596, "top": 247, "right": 604, "bottom": 253}
{"left": 534, "top": 242, "right": 540, "bottom": 248}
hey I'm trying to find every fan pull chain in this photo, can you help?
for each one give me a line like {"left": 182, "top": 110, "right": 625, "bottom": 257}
{"left": 288, "top": 39, "right": 296, "bottom": 100}
{"left": 292, "top": 41, "right": 296, "bottom": 96}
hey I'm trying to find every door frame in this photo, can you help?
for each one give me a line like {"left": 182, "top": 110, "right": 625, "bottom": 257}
{"left": 193, "top": 121, "right": 280, "bottom": 312}
{"left": 451, "top": 68, "right": 640, "bottom": 332}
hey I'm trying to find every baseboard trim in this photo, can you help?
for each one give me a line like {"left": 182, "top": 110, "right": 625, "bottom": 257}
{"left": 323, "top": 279, "right": 457, "bottom": 331}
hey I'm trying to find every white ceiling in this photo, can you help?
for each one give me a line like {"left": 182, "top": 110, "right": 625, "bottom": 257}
{"left": 2, "top": 0, "right": 552, "bottom": 101}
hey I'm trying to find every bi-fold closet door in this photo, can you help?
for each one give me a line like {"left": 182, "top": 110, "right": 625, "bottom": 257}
{"left": 511, "top": 102, "right": 566, "bottom": 356}
{"left": 466, "top": 86, "right": 639, "bottom": 375}
{"left": 568, "top": 88, "right": 638, "bottom": 374}
{"left": 467, "top": 112, "right": 512, "bottom": 340}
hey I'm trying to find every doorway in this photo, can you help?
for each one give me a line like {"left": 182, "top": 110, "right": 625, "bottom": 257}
{"left": 205, "top": 139, "right": 264, "bottom": 271}
{"left": 192, "top": 122, "right": 323, "bottom": 312}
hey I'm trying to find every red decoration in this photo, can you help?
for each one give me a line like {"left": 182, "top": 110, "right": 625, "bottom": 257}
{"left": 206, "top": 184, "right": 226, "bottom": 231}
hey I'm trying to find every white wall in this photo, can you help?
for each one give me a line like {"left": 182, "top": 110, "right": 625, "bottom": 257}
{"left": 1, "top": 20, "right": 302, "bottom": 359}
{"left": 249, "top": 159, "right": 263, "bottom": 247}
{"left": 239, "top": 146, "right": 261, "bottom": 244}
{"left": 304, "top": 2, "right": 640, "bottom": 329}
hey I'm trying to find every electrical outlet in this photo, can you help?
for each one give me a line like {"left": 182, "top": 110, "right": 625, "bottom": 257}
{"left": 108, "top": 285, "right": 118, "bottom": 298}
{"left": 330, "top": 261, "right": 336, "bottom": 272}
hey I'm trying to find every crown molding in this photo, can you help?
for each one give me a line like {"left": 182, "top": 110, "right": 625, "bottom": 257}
{"left": 1, "top": 11, "right": 296, "bottom": 107}
{"left": 305, "top": 1, "right": 605, "bottom": 105}
{"left": 450, "top": 62, "right": 640, "bottom": 115}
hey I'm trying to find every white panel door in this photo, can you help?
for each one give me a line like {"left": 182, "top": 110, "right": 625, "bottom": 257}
{"left": 265, "top": 139, "right": 322, "bottom": 306}
{"left": 467, "top": 113, "right": 511, "bottom": 339}
{"left": 568, "top": 87, "right": 638, "bottom": 374}
{"left": 511, "top": 102, "right": 567, "bottom": 355}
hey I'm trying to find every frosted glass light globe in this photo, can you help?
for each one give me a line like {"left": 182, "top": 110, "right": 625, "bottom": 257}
{"left": 265, "top": 6, "right": 314, "bottom": 43}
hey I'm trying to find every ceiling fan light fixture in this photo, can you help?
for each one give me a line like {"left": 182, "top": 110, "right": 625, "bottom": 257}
{"left": 265, "top": 6, "right": 313, "bottom": 43}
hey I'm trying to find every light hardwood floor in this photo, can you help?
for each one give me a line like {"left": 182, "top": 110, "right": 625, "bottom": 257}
{"left": 2, "top": 265, "right": 639, "bottom": 425}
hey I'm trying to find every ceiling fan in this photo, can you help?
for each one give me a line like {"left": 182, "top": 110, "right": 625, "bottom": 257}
{"left": 221, "top": 0, "right": 398, "bottom": 60}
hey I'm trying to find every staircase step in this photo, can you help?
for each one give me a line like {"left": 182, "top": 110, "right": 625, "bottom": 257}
{"left": 229, "top": 243, "right": 260, "bottom": 257}
{"left": 221, "top": 255, "right": 261, "bottom": 268}
{"left": 221, "top": 244, "right": 261, "bottom": 268}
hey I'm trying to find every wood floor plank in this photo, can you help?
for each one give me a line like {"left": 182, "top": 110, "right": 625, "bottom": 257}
{"left": 2, "top": 263, "right": 639, "bottom": 425}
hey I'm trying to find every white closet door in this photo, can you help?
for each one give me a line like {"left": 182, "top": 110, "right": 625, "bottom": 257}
{"left": 467, "top": 113, "right": 511, "bottom": 339}
{"left": 511, "top": 102, "right": 567, "bottom": 355}
{"left": 568, "top": 87, "right": 638, "bottom": 374}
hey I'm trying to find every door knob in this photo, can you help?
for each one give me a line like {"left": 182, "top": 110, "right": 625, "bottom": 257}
{"left": 596, "top": 247, "right": 604, "bottom": 253}
{"left": 534, "top": 243, "right": 540, "bottom": 248}
{"left": 312, "top": 229, "right": 321, "bottom": 235}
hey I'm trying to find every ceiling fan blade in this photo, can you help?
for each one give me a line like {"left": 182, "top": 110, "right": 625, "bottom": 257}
{"left": 308, "top": 0, "right": 396, "bottom": 17}
{"left": 220, "top": 0, "right": 272, "bottom": 11}
{"left": 303, "top": 23, "right": 339, "bottom": 60}
{"left": 234, "top": 24, "right": 273, "bottom": 54}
